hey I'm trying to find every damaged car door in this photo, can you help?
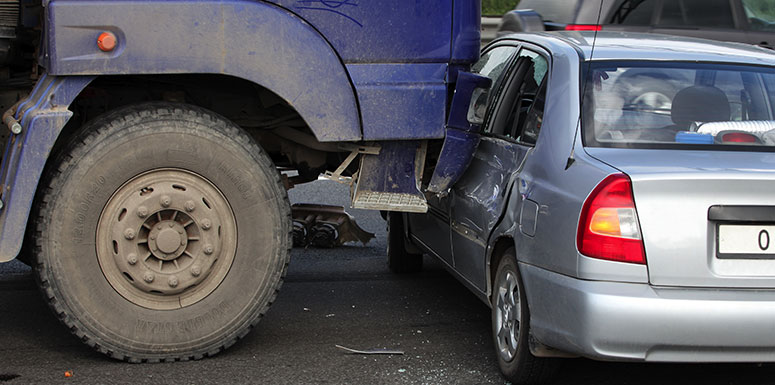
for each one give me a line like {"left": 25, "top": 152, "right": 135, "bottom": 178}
{"left": 449, "top": 47, "right": 549, "bottom": 291}
{"left": 408, "top": 43, "right": 520, "bottom": 266}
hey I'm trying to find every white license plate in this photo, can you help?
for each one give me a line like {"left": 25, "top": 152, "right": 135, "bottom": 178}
{"left": 718, "top": 225, "right": 775, "bottom": 259}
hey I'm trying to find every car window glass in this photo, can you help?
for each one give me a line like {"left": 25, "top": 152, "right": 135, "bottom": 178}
{"left": 658, "top": 0, "right": 735, "bottom": 28}
{"left": 492, "top": 49, "right": 548, "bottom": 144}
{"left": 584, "top": 62, "right": 775, "bottom": 150}
{"left": 714, "top": 70, "right": 747, "bottom": 121}
{"left": 609, "top": 0, "right": 656, "bottom": 26}
{"left": 742, "top": 0, "right": 775, "bottom": 31}
{"left": 471, "top": 45, "right": 519, "bottom": 126}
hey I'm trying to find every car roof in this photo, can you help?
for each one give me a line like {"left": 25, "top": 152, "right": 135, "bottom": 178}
{"left": 497, "top": 31, "right": 775, "bottom": 66}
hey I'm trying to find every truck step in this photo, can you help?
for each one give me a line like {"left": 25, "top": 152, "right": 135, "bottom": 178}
{"left": 351, "top": 141, "right": 428, "bottom": 213}
{"left": 352, "top": 191, "right": 428, "bottom": 213}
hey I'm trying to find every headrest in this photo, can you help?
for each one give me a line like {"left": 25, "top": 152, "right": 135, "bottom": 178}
{"left": 671, "top": 85, "right": 730, "bottom": 125}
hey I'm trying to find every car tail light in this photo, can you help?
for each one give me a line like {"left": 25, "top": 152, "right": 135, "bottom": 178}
{"left": 577, "top": 173, "right": 646, "bottom": 264}
{"left": 721, "top": 132, "right": 758, "bottom": 143}
{"left": 565, "top": 24, "right": 602, "bottom": 31}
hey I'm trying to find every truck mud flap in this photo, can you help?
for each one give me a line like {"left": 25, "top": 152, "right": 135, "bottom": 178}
{"left": 351, "top": 141, "right": 428, "bottom": 213}
{"left": 0, "top": 74, "right": 94, "bottom": 262}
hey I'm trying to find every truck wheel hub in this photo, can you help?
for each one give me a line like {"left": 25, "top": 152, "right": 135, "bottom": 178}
{"left": 96, "top": 168, "right": 237, "bottom": 310}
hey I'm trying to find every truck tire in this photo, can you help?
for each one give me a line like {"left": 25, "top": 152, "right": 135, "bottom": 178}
{"left": 30, "top": 103, "right": 291, "bottom": 362}
{"left": 492, "top": 249, "right": 557, "bottom": 384}
{"left": 386, "top": 212, "right": 422, "bottom": 273}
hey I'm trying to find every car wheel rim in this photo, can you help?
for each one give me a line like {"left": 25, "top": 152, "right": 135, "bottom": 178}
{"left": 96, "top": 168, "right": 237, "bottom": 310}
{"left": 495, "top": 270, "right": 520, "bottom": 362}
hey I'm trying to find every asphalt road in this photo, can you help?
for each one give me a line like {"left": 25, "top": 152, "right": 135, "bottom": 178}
{"left": 2, "top": 180, "right": 775, "bottom": 384}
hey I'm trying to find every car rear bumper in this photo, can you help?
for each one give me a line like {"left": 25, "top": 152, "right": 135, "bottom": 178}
{"left": 520, "top": 262, "right": 775, "bottom": 362}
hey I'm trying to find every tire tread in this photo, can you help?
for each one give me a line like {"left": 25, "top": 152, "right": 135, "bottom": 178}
{"left": 30, "top": 102, "right": 292, "bottom": 362}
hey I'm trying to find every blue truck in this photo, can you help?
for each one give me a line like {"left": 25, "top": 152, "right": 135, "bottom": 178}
{"left": 0, "top": 0, "right": 483, "bottom": 361}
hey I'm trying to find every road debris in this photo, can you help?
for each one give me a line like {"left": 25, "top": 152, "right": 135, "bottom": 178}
{"left": 64, "top": 370, "right": 73, "bottom": 378}
{"left": 335, "top": 345, "right": 405, "bottom": 355}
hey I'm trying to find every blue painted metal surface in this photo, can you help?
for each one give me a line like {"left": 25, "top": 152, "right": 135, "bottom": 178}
{"left": 0, "top": 74, "right": 95, "bottom": 262}
{"left": 347, "top": 63, "right": 448, "bottom": 140}
{"left": 44, "top": 0, "right": 483, "bottom": 142}
{"left": 354, "top": 140, "right": 425, "bottom": 204}
{"left": 45, "top": 0, "right": 361, "bottom": 142}
{"left": 270, "top": 0, "right": 459, "bottom": 64}
{"left": 428, "top": 72, "right": 492, "bottom": 193}
{"left": 451, "top": 0, "right": 482, "bottom": 64}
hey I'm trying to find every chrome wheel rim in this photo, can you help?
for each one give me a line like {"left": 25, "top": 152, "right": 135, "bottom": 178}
{"left": 96, "top": 168, "right": 237, "bottom": 310}
{"left": 495, "top": 270, "right": 520, "bottom": 361}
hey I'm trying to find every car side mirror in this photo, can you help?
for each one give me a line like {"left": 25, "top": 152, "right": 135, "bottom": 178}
{"left": 448, "top": 72, "right": 493, "bottom": 133}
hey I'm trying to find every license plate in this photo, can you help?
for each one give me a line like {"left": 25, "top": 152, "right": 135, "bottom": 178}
{"left": 718, "top": 225, "right": 775, "bottom": 259}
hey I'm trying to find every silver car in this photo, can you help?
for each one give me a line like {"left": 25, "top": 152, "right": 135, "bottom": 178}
{"left": 386, "top": 32, "right": 775, "bottom": 384}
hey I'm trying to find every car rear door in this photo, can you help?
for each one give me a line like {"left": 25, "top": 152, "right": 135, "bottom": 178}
{"left": 449, "top": 47, "right": 549, "bottom": 291}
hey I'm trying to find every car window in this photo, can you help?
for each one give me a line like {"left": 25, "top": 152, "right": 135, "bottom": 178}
{"left": 486, "top": 49, "right": 548, "bottom": 145}
{"left": 658, "top": 0, "right": 735, "bottom": 28}
{"left": 742, "top": 0, "right": 775, "bottom": 31}
{"left": 609, "top": 0, "right": 657, "bottom": 26}
{"left": 583, "top": 61, "right": 775, "bottom": 150}
{"left": 470, "top": 45, "right": 519, "bottom": 126}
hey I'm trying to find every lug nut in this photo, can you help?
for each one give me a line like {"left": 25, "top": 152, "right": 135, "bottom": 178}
{"left": 127, "top": 253, "right": 138, "bottom": 265}
{"left": 124, "top": 228, "right": 136, "bottom": 240}
{"left": 160, "top": 195, "right": 171, "bottom": 208}
{"left": 184, "top": 200, "right": 196, "bottom": 212}
{"left": 203, "top": 244, "right": 214, "bottom": 255}
{"left": 168, "top": 275, "right": 179, "bottom": 288}
{"left": 190, "top": 265, "right": 201, "bottom": 277}
{"left": 201, "top": 219, "right": 212, "bottom": 230}
{"left": 143, "top": 271, "right": 155, "bottom": 283}
{"left": 137, "top": 206, "right": 148, "bottom": 218}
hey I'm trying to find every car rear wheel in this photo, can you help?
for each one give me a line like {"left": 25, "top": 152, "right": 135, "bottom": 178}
{"left": 492, "top": 249, "right": 557, "bottom": 384}
{"left": 31, "top": 103, "right": 291, "bottom": 362}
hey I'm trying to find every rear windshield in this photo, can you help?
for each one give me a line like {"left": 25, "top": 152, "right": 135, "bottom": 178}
{"left": 583, "top": 61, "right": 775, "bottom": 151}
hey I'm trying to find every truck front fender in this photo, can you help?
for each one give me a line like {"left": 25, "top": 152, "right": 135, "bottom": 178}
{"left": 45, "top": 0, "right": 361, "bottom": 142}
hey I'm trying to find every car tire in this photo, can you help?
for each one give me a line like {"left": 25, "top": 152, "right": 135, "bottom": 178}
{"left": 386, "top": 212, "right": 422, "bottom": 273}
{"left": 492, "top": 249, "right": 557, "bottom": 384}
{"left": 31, "top": 102, "right": 291, "bottom": 362}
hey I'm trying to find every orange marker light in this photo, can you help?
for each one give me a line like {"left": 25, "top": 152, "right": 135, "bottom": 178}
{"left": 97, "top": 32, "right": 117, "bottom": 52}
{"left": 64, "top": 370, "right": 73, "bottom": 378}
{"left": 589, "top": 208, "right": 621, "bottom": 236}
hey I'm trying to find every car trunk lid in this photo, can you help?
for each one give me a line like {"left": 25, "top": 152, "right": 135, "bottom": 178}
{"left": 587, "top": 147, "right": 775, "bottom": 288}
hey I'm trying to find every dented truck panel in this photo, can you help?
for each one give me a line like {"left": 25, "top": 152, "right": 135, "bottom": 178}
{"left": 0, "top": 74, "right": 94, "bottom": 262}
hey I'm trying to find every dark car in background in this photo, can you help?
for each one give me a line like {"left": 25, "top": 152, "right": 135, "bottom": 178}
{"left": 500, "top": 0, "right": 775, "bottom": 48}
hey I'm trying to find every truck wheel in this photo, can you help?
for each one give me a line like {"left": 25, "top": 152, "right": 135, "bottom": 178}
{"left": 386, "top": 212, "right": 422, "bottom": 273}
{"left": 30, "top": 103, "right": 291, "bottom": 362}
{"left": 492, "top": 249, "right": 557, "bottom": 384}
